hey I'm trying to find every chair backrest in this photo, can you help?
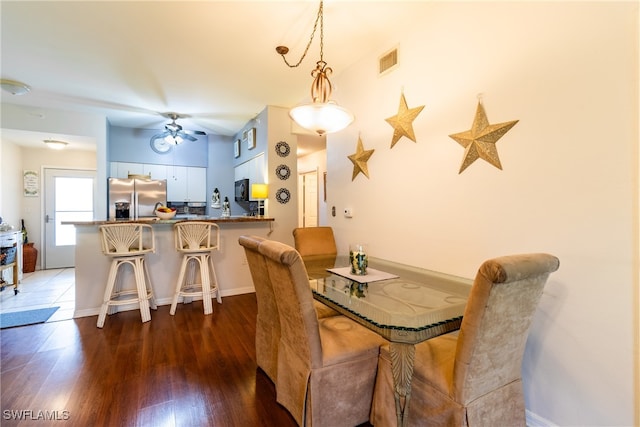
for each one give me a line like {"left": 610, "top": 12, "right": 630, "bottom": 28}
{"left": 98, "top": 223, "right": 155, "bottom": 256}
{"left": 258, "top": 239, "right": 323, "bottom": 369}
{"left": 292, "top": 226, "right": 337, "bottom": 257}
{"left": 238, "top": 235, "right": 280, "bottom": 381}
{"left": 453, "top": 253, "right": 560, "bottom": 403}
{"left": 174, "top": 221, "right": 220, "bottom": 252}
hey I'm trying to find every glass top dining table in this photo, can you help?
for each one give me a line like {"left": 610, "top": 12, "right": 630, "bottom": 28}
{"left": 303, "top": 254, "right": 473, "bottom": 427}
{"left": 304, "top": 254, "right": 472, "bottom": 343}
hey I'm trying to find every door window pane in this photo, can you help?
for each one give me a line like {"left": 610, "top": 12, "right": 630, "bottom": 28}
{"left": 55, "top": 177, "right": 94, "bottom": 246}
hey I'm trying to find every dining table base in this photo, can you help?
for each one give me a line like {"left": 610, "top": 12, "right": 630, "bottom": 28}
{"left": 390, "top": 342, "right": 416, "bottom": 427}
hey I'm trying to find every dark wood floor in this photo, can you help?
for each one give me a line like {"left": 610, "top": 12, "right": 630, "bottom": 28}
{"left": 2, "top": 294, "right": 360, "bottom": 427}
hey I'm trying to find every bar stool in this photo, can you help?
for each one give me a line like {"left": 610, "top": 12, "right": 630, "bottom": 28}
{"left": 170, "top": 221, "right": 222, "bottom": 315}
{"left": 97, "top": 223, "right": 157, "bottom": 328}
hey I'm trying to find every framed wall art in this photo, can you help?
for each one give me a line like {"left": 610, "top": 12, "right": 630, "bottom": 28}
{"left": 234, "top": 139, "right": 241, "bottom": 158}
{"left": 23, "top": 170, "right": 39, "bottom": 197}
{"left": 247, "top": 127, "right": 256, "bottom": 150}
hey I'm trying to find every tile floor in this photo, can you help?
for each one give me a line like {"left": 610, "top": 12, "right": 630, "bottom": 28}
{"left": 0, "top": 268, "right": 75, "bottom": 322}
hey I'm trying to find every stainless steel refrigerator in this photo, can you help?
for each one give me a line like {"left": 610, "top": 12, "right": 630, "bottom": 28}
{"left": 107, "top": 178, "right": 167, "bottom": 219}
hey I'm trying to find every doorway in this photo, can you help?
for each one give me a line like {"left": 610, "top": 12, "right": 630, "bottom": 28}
{"left": 299, "top": 170, "right": 319, "bottom": 227}
{"left": 44, "top": 168, "right": 97, "bottom": 269}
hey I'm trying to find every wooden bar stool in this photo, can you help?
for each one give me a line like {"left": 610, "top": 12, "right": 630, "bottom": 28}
{"left": 97, "top": 223, "right": 157, "bottom": 328}
{"left": 170, "top": 221, "right": 222, "bottom": 315}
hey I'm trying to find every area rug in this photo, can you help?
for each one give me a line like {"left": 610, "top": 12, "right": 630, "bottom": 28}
{"left": 0, "top": 307, "right": 59, "bottom": 329}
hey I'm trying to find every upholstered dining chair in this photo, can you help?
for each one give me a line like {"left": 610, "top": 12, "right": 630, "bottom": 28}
{"left": 258, "top": 238, "right": 386, "bottom": 427}
{"left": 239, "top": 235, "right": 279, "bottom": 383}
{"left": 370, "top": 253, "right": 560, "bottom": 427}
{"left": 238, "top": 235, "right": 338, "bottom": 384}
{"left": 292, "top": 226, "right": 337, "bottom": 257}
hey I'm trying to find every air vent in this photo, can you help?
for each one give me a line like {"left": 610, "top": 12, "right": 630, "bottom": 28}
{"left": 379, "top": 48, "right": 398, "bottom": 75}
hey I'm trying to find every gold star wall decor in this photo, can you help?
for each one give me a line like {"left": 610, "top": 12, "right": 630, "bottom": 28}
{"left": 385, "top": 92, "right": 425, "bottom": 148}
{"left": 348, "top": 136, "right": 375, "bottom": 181}
{"left": 449, "top": 101, "right": 518, "bottom": 173}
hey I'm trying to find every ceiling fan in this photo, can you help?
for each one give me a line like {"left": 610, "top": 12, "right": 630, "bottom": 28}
{"left": 150, "top": 113, "right": 206, "bottom": 154}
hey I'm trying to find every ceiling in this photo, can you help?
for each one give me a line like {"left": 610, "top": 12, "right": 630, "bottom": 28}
{"left": 0, "top": 1, "right": 429, "bottom": 155}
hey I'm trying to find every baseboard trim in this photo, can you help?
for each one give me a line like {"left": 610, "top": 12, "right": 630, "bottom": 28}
{"left": 526, "top": 409, "right": 556, "bottom": 427}
{"left": 73, "top": 288, "right": 256, "bottom": 318}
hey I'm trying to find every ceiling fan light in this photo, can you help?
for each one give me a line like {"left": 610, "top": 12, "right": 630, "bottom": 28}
{"left": 289, "top": 101, "right": 354, "bottom": 136}
{"left": 43, "top": 139, "right": 68, "bottom": 150}
{"left": 174, "top": 135, "right": 183, "bottom": 144}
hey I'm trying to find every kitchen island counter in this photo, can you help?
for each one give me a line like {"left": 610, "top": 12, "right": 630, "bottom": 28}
{"left": 68, "top": 217, "right": 274, "bottom": 318}
{"left": 63, "top": 216, "right": 274, "bottom": 226}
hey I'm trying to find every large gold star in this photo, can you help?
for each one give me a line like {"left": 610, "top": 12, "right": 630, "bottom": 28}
{"left": 348, "top": 136, "right": 375, "bottom": 181}
{"left": 385, "top": 92, "right": 425, "bottom": 148}
{"left": 449, "top": 102, "right": 518, "bottom": 173}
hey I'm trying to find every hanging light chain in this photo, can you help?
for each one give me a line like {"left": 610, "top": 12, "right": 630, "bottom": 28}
{"left": 276, "top": 0, "right": 325, "bottom": 68}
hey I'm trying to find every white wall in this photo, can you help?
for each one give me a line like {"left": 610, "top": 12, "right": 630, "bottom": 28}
{"left": 326, "top": 2, "right": 638, "bottom": 426}
{"left": 0, "top": 140, "right": 22, "bottom": 227}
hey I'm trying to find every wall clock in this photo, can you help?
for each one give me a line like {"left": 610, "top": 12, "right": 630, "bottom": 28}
{"left": 151, "top": 138, "right": 173, "bottom": 154}
{"left": 276, "top": 164, "right": 291, "bottom": 180}
{"left": 275, "top": 141, "right": 290, "bottom": 157}
{"left": 276, "top": 188, "right": 291, "bottom": 204}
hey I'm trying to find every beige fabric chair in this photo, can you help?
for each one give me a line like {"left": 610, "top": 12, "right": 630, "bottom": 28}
{"left": 370, "top": 253, "right": 560, "bottom": 427}
{"left": 292, "top": 226, "right": 337, "bottom": 257}
{"left": 239, "top": 235, "right": 340, "bottom": 384}
{"left": 239, "top": 235, "right": 279, "bottom": 383}
{"left": 258, "top": 238, "right": 386, "bottom": 427}
{"left": 292, "top": 226, "right": 340, "bottom": 318}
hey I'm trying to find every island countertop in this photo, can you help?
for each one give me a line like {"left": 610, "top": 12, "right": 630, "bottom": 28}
{"left": 63, "top": 216, "right": 275, "bottom": 226}
{"left": 69, "top": 216, "right": 275, "bottom": 318}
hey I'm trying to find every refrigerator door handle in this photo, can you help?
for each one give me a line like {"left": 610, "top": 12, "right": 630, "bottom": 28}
{"left": 134, "top": 192, "right": 139, "bottom": 219}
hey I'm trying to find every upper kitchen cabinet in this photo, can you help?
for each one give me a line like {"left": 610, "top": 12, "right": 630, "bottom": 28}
{"left": 143, "top": 164, "right": 167, "bottom": 180}
{"left": 167, "top": 166, "right": 207, "bottom": 202}
{"left": 110, "top": 162, "right": 144, "bottom": 178}
{"left": 234, "top": 153, "right": 266, "bottom": 194}
{"left": 109, "top": 162, "right": 166, "bottom": 180}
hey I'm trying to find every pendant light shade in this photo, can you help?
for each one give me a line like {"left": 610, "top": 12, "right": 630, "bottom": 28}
{"left": 276, "top": 1, "right": 354, "bottom": 136}
{"left": 289, "top": 102, "right": 354, "bottom": 136}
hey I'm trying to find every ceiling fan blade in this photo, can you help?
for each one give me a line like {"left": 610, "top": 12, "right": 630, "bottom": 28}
{"left": 180, "top": 132, "right": 197, "bottom": 142}
{"left": 183, "top": 129, "right": 207, "bottom": 136}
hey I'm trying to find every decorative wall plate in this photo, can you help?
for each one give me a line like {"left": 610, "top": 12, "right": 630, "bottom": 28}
{"left": 275, "top": 141, "right": 290, "bottom": 157}
{"left": 276, "top": 164, "right": 291, "bottom": 180}
{"left": 276, "top": 188, "right": 291, "bottom": 204}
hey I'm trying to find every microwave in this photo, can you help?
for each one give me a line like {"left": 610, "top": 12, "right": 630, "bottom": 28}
{"left": 235, "top": 178, "right": 249, "bottom": 202}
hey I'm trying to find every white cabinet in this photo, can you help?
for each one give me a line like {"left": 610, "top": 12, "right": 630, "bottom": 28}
{"left": 110, "top": 162, "right": 144, "bottom": 178}
{"left": 167, "top": 166, "right": 207, "bottom": 201}
{"left": 143, "top": 164, "right": 167, "bottom": 181}
{"left": 110, "top": 162, "right": 207, "bottom": 202}
{"left": 234, "top": 154, "right": 265, "bottom": 199}
{"left": 187, "top": 167, "right": 207, "bottom": 201}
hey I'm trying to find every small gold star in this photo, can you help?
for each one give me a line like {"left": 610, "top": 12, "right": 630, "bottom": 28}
{"left": 449, "top": 102, "right": 518, "bottom": 173}
{"left": 385, "top": 92, "right": 425, "bottom": 148}
{"left": 348, "top": 136, "right": 375, "bottom": 181}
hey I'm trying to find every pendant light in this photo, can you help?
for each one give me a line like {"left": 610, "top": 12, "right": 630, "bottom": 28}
{"left": 276, "top": 0, "right": 354, "bottom": 136}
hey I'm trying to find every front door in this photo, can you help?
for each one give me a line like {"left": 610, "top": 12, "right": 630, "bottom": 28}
{"left": 44, "top": 168, "right": 97, "bottom": 269}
